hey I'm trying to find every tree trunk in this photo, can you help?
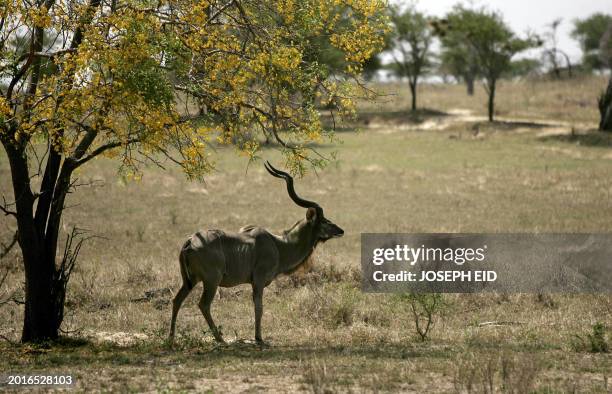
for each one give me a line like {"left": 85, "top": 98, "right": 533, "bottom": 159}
{"left": 19, "top": 199, "right": 68, "bottom": 343}
{"left": 3, "top": 140, "right": 68, "bottom": 343}
{"left": 466, "top": 76, "right": 475, "bottom": 96}
{"left": 600, "top": 77, "right": 612, "bottom": 132}
{"left": 409, "top": 80, "right": 417, "bottom": 111}
{"left": 21, "top": 250, "right": 62, "bottom": 342}
{"left": 561, "top": 52, "right": 573, "bottom": 78}
{"left": 487, "top": 79, "right": 496, "bottom": 122}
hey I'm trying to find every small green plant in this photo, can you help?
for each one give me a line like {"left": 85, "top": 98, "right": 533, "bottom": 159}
{"left": 136, "top": 226, "right": 146, "bottom": 242}
{"left": 399, "top": 293, "right": 446, "bottom": 341}
{"left": 587, "top": 322, "right": 609, "bottom": 353}
{"left": 326, "top": 286, "right": 357, "bottom": 328}
{"left": 571, "top": 322, "right": 609, "bottom": 353}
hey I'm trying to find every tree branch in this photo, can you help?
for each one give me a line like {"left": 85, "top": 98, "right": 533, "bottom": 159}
{"left": 207, "top": 0, "right": 237, "bottom": 25}
{"left": 0, "top": 232, "right": 18, "bottom": 260}
{"left": 0, "top": 196, "right": 17, "bottom": 218}
{"left": 15, "top": 48, "right": 76, "bottom": 63}
{"left": 5, "top": 54, "right": 35, "bottom": 102}
{"left": 74, "top": 137, "right": 140, "bottom": 168}
{"left": 70, "top": 126, "right": 98, "bottom": 161}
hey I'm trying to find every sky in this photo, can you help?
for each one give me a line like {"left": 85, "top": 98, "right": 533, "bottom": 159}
{"left": 398, "top": 0, "right": 612, "bottom": 62}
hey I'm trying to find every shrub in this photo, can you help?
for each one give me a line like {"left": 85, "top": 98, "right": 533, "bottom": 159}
{"left": 398, "top": 293, "right": 447, "bottom": 341}
{"left": 571, "top": 322, "right": 609, "bottom": 353}
{"left": 453, "top": 351, "right": 541, "bottom": 394}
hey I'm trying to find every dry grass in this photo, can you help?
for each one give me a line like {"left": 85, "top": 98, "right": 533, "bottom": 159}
{"left": 1, "top": 76, "right": 612, "bottom": 392}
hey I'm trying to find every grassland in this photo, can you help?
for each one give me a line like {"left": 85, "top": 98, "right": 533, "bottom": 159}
{"left": 1, "top": 76, "right": 611, "bottom": 392}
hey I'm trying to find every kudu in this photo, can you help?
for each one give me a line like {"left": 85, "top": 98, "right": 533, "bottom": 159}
{"left": 169, "top": 162, "right": 344, "bottom": 344}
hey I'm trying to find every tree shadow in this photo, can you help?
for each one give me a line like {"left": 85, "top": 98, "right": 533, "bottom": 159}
{"left": 473, "top": 120, "right": 556, "bottom": 132}
{"left": 320, "top": 108, "right": 449, "bottom": 131}
{"left": 538, "top": 130, "right": 612, "bottom": 148}
{"left": 0, "top": 335, "right": 454, "bottom": 368}
{"left": 182, "top": 340, "right": 452, "bottom": 362}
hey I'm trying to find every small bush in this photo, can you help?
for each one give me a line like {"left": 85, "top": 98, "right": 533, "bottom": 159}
{"left": 322, "top": 286, "right": 357, "bottom": 328}
{"left": 453, "top": 351, "right": 541, "bottom": 394}
{"left": 571, "top": 322, "right": 609, "bottom": 353}
{"left": 398, "top": 293, "right": 447, "bottom": 341}
{"left": 127, "top": 264, "right": 156, "bottom": 285}
{"left": 300, "top": 284, "right": 387, "bottom": 329}
{"left": 588, "top": 323, "right": 609, "bottom": 353}
{"left": 535, "top": 292, "right": 557, "bottom": 308}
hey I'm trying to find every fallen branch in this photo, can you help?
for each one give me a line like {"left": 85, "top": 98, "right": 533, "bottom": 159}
{"left": 478, "top": 321, "right": 524, "bottom": 327}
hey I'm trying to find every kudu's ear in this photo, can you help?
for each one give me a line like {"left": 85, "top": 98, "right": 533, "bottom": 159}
{"left": 306, "top": 207, "right": 317, "bottom": 222}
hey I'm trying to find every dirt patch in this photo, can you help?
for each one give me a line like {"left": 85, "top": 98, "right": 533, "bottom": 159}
{"left": 362, "top": 164, "right": 385, "bottom": 172}
{"left": 536, "top": 127, "right": 573, "bottom": 138}
{"left": 186, "top": 185, "right": 209, "bottom": 195}
{"left": 362, "top": 108, "right": 578, "bottom": 135}
{"left": 84, "top": 331, "right": 150, "bottom": 347}
{"left": 539, "top": 131, "right": 612, "bottom": 148}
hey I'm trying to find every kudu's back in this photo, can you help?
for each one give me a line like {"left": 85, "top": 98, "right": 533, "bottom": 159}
{"left": 180, "top": 228, "right": 277, "bottom": 288}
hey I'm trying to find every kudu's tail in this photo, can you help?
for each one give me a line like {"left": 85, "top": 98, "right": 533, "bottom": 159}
{"left": 179, "top": 239, "right": 194, "bottom": 289}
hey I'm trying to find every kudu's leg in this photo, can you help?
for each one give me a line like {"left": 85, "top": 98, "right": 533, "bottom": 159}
{"left": 199, "top": 283, "right": 225, "bottom": 343}
{"left": 169, "top": 282, "right": 192, "bottom": 342}
{"left": 252, "top": 285, "right": 264, "bottom": 343}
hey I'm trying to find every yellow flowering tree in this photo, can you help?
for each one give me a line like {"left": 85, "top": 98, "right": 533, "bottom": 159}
{"left": 0, "top": 0, "right": 387, "bottom": 342}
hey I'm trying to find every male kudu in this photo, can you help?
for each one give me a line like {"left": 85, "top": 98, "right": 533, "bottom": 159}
{"left": 169, "top": 162, "right": 344, "bottom": 344}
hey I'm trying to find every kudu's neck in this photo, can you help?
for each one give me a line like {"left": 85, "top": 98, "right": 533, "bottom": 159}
{"left": 274, "top": 220, "right": 318, "bottom": 275}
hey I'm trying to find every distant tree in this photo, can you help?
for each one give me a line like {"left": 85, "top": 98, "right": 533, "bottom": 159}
{"left": 572, "top": 13, "right": 612, "bottom": 71}
{"left": 435, "top": 60, "right": 454, "bottom": 84}
{"left": 434, "top": 6, "right": 539, "bottom": 122}
{"left": 599, "top": 25, "right": 612, "bottom": 131}
{"left": 600, "top": 80, "right": 612, "bottom": 131}
{"left": 434, "top": 14, "right": 479, "bottom": 95}
{"left": 600, "top": 23, "right": 612, "bottom": 69}
{"left": 542, "top": 19, "right": 573, "bottom": 78}
{"left": 506, "top": 58, "right": 542, "bottom": 79}
{"left": 387, "top": 5, "right": 433, "bottom": 111}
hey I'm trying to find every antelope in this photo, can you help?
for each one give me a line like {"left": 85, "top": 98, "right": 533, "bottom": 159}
{"left": 169, "top": 161, "right": 344, "bottom": 344}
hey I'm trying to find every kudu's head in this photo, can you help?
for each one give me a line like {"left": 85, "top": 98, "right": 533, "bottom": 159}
{"left": 265, "top": 161, "right": 344, "bottom": 242}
